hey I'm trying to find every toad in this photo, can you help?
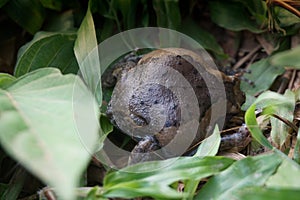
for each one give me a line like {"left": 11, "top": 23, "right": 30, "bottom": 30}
{"left": 106, "top": 48, "right": 250, "bottom": 164}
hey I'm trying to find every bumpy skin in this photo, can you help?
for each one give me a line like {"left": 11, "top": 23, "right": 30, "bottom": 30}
{"left": 106, "top": 48, "right": 246, "bottom": 164}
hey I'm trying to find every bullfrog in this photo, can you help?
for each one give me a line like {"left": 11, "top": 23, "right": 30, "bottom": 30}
{"left": 106, "top": 48, "right": 250, "bottom": 164}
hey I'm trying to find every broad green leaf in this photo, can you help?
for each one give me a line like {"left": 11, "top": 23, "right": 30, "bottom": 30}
{"left": 1, "top": 169, "right": 26, "bottom": 200}
{"left": 85, "top": 186, "right": 106, "bottom": 200}
{"left": 232, "top": 0, "right": 266, "bottom": 24}
{"left": 0, "top": 183, "right": 8, "bottom": 197}
{"left": 270, "top": 46, "right": 300, "bottom": 68}
{"left": 209, "top": 0, "right": 263, "bottom": 33}
{"left": 240, "top": 59, "right": 285, "bottom": 96}
{"left": 276, "top": 7, "right": 300, "bottom": 27}
{"left": 269, "top": 90, "right": 295, "bottom": 147}
{"left": 94, "top": 114, "right": 114, "bottom": 152}
{"left": 14, "top": 32, "right": 79, "bottom": 77}
{"left": 186, "top": 126, "right": 221, "bottom": 199}
{"left": 152, "top": 0, "right": 181, "bottom": 30}
{"left": 194, "top": 125, "right": 221, "bottom": 157}
{"left": 241, "top": 93, "right": 257, "bottom": 110}
{"left": 239, "top": 149, "right": 300, "bottom": 199}
{"left": 92, "top": 1, "right": 117, "bottom": 41}
{"left": 235, "top": 187, "right": 300, "bottom": 200}
{"left": 0, "top": 73, "right": 16, "bottom": 89}
{"left": 140, "top": 0, "right": 150, "bottom": 27}
{"left": 152, "top": 0, "right": 181, "bottom": 47}
{"left": 103, "top": 156, "right": 234, "bottom": 199}
{"left": 94, "top": 0, "right": 114, "bottom": 19}
{"left": 253, "top": 90, "right": 294, "bottom": 109}
{"left": 180, "top": 18, "right": 225, "bottom": 56}
{"left": 74, "top": 1, "right": 102, "bottom": 105}
{"left": 267, "top": 156, "right": 300, "bottom": 189}
{"left": 195, "top": 153, "right": 283, "bottom": 199}
{"left": 0, "top": 0, "right": 9, "bottom": 7}
{"left": 294, "top": 125, "right": 300, "bottom": 163}
{"left": 245, "top": 104, "right": 274, "bottom": 149}
{"left": 246, "top": 91, "right": 295, "bottom": 148}
{"left": 100, "top": 114, "right": 113, "bottom": 136}
{"left": 0, "top": 68, "right": 99, "bottom": 200}
{"left": 40, "top": 0, "right": 62, "bottom": 11}
{"left": 114, "top": 0, "right": 138, "bottom": 29}
{"left": 2, "top": 0, "right": 45, "bottom": 34}
{"left": 98, "top": 18, "right": 115, "bottom": 42}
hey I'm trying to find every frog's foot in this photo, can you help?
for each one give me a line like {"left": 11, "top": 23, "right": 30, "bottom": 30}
{"left": 128, "top": 136, "right": 161, "bottom": 165}
{"left": 219, "top": 124, "right": 251, "bottom": 152}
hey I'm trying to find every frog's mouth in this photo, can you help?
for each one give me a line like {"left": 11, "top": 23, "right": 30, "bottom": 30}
{"left": 129, "top": 111, "right": 149, "bottom": 126}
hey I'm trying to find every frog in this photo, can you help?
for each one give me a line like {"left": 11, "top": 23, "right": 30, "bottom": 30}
{"left": 105, "top": 48, "right": 250, "bottom": 164}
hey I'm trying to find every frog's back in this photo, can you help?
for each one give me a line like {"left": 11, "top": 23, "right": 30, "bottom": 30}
{"left": 136, "top": 48, "right": 222, "bottom": 120}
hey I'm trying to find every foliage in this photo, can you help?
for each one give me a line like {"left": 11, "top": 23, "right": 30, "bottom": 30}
{"left": 14, "top": 32, "right": 79, "bottom": 77}
{"left": 0, "top": 68, "right": 99, "bottom": 199}
{"left": 0, "top": 0, "right": 300, "bottom": 199}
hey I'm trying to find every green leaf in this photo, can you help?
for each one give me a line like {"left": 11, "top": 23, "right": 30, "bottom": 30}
{"left": 100, "top": 114, "right": 113, "bottom": 136}
{"left": 245, "top": 104, "right": 274, "bottom": 149}
{"left": 40, "top": 0, "right": 62, "bottom": 11}
{"left": 269, "top": 90, "right": 295, "bottom": 147}
{"left": 195, "top": 153, "right": 283, "bottom": 199}
{"left": 253, "top": 90, "right": 294, "bottom": 109}
{"left": 245, "top": 91, "right": 295, "bottom": 147}
{"left": 98, "top": 18, "right": 115, "bottom": 42}
{"left": 194, "top": 125, "right": 221, "bottom": 157}
{"left": 0, "top": 68, "right": 99, "bottom": 200}
{"left": 114, "top": 0, "right": 138, "bottom": 29}
{"left": 235, "top": 151, "right": 300, "bottom": 199}
{"left": 1, "top": 169, "right": 26, "bottom": 200}
{"left": 85, "top": 186, "right": 106, "bottom": 200}
{"left": 276, "top": 7, "right": 300, "bottom": 27}
{"left": 266, "top": 156, "right": 300, "bottom": 189}
{"left": 179, "top": 18, "right": 225, "bottom": 56}
{"left": 74, "top": 1, "right": 102, "bottom": 105}
{"left": 209, "top": 0, "right": 263, "bottom": 33}
{"left": 152, "top": 0, "right": 181, "bottom": 29}
{"left": 232, "top": 0, "right": 266, "bottom": 24}
{"left": 294, "top": 125, "right": 300, "bottom": 163}
{"left": 270, "top": 46, "right": 300, "bottom": 69}
{"left": 185, "top": 126, "right": 221, "bottom": 199}
{"left": 0, "top": 183, "right": 8, "bottom": 197}
{"left": 94, "top": 114, "right": 114, "bottom": 151}
{"left": 0, "top": 0, "right": 9, "bottom": 7}
{"left": 140, "top": 0, "right": 150, "bottom": 27}
{"left": 103, "top": 156, "right": 234, "bottom": 199}
{"left": 2, "top": 0, "right": 45, "bottom": 34}
{"left": 240, "top": 59, "right": 285, "bottom": 96}
{"left": 241, "top": 93, "right": 257, "bottom": 111}
{"left": 0, "top": 73, "right": 16, "bottom": 89}
{"left": 14, "top": 32, "right": 79, "bottom": 77}
{"left": 235, "top": 187, "right": 300, "bottom": 200}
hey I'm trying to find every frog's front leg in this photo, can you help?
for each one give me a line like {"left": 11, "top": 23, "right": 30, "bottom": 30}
{"left": 128, "top": 126, "right": 178, "bottom": 165}
{"left": 128, "top": 135, "right": 161, "bottom": 165}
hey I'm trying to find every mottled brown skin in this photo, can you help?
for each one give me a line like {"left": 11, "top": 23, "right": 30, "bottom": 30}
{"left": 106, "top": 48, "right": 247, "bottom": 164}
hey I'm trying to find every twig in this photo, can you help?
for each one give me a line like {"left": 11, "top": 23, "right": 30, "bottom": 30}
{"left": 277, "top": 70, "right": 292, "bottom": 93}
{"left": 288, "top": 69, "right": 297, "bottom": 90}
{"left": 233, "top": 45, "right": 261, "bottom": 69}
